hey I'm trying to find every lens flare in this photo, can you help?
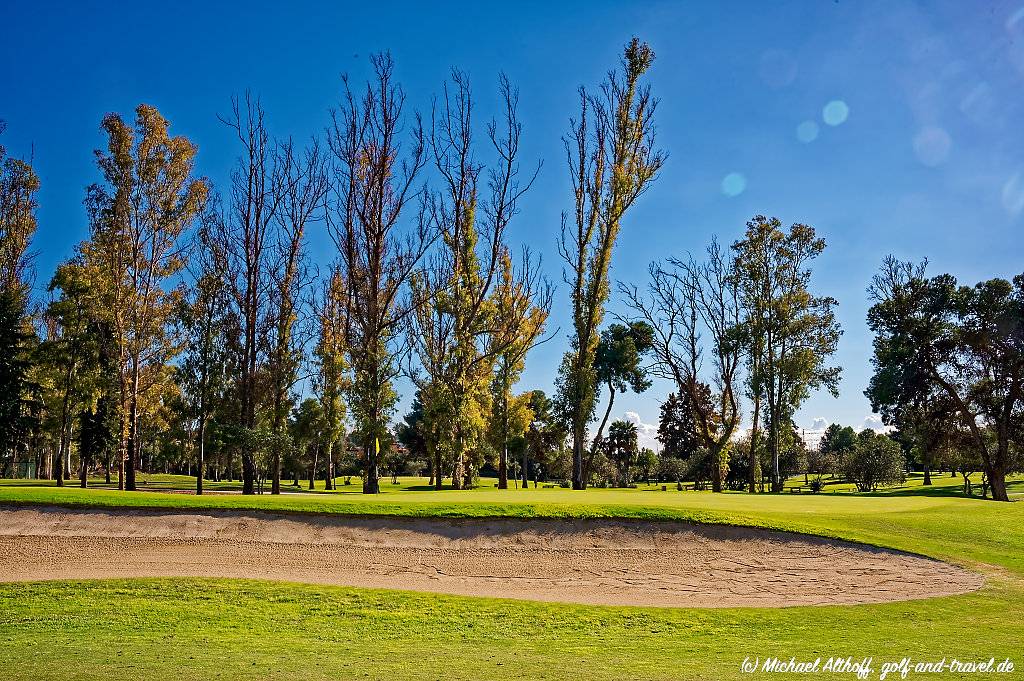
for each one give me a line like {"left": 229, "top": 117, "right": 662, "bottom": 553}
{"left": 796, "top": 120, "right": 819, "bottom": 143}
{"left": 822, "top": 100, "right": 849, "bottom": 126}
{"left": 721, "top": 172, "right": 747, "bottom": 197}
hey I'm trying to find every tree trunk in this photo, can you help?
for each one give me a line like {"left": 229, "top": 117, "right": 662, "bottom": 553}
{"left": 711, "top": 443, "right": 723, "bottom": 493}
{"left": 988, "top": 467, "right": 1008, "bottom": 502}
{"left": 498, "top": 447, "right": 508, "bottom": 489}
{"left": 242, "top": 456, "right": 255, "bottom": 494}
{"left": 497, "top": 389, "right": 509, "bottom": 489}
{"left": 64, "top": 428, "right": 73, "bottom": 480}
{"left": 54, "top": 440, "right": 64, "bottom": 488}
{"left": 324, "top": 441, "right": 334, "bottom": 490}
{"left": 434, "top": 444, "right": 443, "bottom": 491}
{"left": 450, "top": 422, "right": 464, "bottom": 491}
{"left": 364, "top": 442, "right": 380, "bottom": 494}
{"left": 522, "top": 443, "right": 529, "bottom": 490}
{"left": 271, "top": 446, "right": 281, "bottom": 495}
{"left": 571, "top": 420, "right": 586, "bottom": 490}
{"left": 270, "top": 383, "right": 285, "bottom": 495}
{"left": 584, "top": 384, "right": 616, "bottom": 485}
{"left": 922, "top": 459, "right": 931, "bottom": 486}
{"left": 748, "top": 393, "right": 761, "bottom": 494}
{"left": 125, "top": 362, "right": 141, "bottom": 491}
{"left": 196, "top": 418, "right": 205, "bottom": 496}
{"left": 770, "top": 411, "right": 782, "bottom": 493}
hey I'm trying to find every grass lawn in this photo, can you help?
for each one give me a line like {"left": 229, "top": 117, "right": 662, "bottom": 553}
{"left": 1, "top": 474, "right": 1022, "bottom": 680}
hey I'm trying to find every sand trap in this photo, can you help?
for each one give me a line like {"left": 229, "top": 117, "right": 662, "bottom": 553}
{"left": 0, "top": 505, "right": 982, "bottom": 608}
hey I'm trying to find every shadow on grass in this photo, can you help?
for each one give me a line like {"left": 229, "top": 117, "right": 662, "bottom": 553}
{"left": 862, "top": 476, "right": 1024, "bottom": 500}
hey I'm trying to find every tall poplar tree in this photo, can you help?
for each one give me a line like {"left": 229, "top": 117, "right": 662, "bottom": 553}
{"left": 0, "top": 121, "right": 39, "bottom": 473}
{"left": 556, "top": 38, "right": 665, "bottom": 490}
{"left": 327, "top": 53, "right": 433, "bottom": 494}
{"left": 313, "top": 269, "right": 349, "bottom": 491}
{"left": 408, "top": 72, "right": 548, "bottom": 489}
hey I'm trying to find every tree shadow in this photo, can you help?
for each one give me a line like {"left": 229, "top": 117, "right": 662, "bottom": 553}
{"left": 865, "top": 476, "right": 1023, "bottom": 499}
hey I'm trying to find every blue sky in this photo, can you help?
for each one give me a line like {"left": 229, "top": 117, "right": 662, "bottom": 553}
{"left": 3, "top": 0, "right": 1024, "bottom": 448}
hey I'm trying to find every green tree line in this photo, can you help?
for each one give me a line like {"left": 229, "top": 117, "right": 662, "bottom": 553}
{"left": 1, "top": 39, "right": 1020, "bottom": 499}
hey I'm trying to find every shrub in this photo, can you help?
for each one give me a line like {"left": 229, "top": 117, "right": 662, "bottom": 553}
{"left": 843, "top": 430, "right": 906, "bottom": 491}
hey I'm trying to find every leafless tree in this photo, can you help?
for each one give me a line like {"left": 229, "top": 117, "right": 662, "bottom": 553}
{"left": 211, "top": 92, "right": 285, "bottom": 494}
{"left": 267, "top": 138, "right": 327, "bottom": 493}
{"left": 326, "top": 53, "right": 434, "bottom": 494}
{"left": 621, "top": 240, "right": 742, "bottom": 492}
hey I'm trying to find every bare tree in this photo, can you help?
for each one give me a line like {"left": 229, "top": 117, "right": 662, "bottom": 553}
{"left": 327, "top": 53, "right": 433, "bottom": 494}
{"left": 210, "top": 93, "right": 284, "bottom": 494}
{"left": 267, "top": 138, "right": 327, "bottom": 493}
{"left": 621, "top": 240, "right": 742, "bottom": 492}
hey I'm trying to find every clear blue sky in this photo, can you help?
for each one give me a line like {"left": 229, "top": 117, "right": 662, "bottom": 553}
{"left": 3, "top": 0, "right": 1023, "bottom": 448}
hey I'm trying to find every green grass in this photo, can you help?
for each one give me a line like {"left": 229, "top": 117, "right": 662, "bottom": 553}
{"left": 1, "top": 474, "right": 1022, "bottom": 680}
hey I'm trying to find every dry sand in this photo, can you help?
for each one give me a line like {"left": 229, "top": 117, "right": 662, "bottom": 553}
{"left": 0, "top": 505, "right": 983, "bottom": 607}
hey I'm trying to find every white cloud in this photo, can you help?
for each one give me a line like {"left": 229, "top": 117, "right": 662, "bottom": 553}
{"left": 862, "top": 414, "right": 893, "bottom": 433}
{"left": 622, "top": 411, "right": 659, "bottom": 452}
{"left": 810, "top": 417, "right": 829, "bottom": 431}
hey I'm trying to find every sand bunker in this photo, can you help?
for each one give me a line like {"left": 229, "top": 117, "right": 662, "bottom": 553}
{"left": 0, "top": 505, "right": 982, "bottom": 607}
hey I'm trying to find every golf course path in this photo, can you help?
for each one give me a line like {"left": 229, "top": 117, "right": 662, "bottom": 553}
{"left": 0, "top": 505, "right": 983, "bottom": 607}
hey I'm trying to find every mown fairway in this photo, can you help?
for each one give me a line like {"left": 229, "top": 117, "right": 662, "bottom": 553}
{"left": 1, "top": 476, "right": 1022, "bottom": 681}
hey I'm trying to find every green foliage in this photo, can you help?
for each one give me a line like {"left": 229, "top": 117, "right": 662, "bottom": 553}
{"left": 635, "top": 447, "right": 658, "bottom": 483}
{"left": 593, "top": 321, "right": 654, "bottom": 395}
{"left": 0, "top": 289, "right": 34, "bottom": 465}
{"left": 0, "top": 120, "right": 39, "bottom": 296}
{"left": 732, "top": 215, "right": 842, "bottom": 492}
{"left": 314, "top": 270, "right": 349, "bottom": 488}
{"left": 524, "top": 390, "right": 568, "bottom": 483}
{"left": 558, "top": 37, "right": 664, "bottom": 489}
{"left": 843, "top": 430, "right": 906, "bottom": 492}
{"left": 396, "top": 393, "right": 428, "bottom": 465}
{"left": 819, "top": 423, "right": 856, "bottom": 456}
{"left": 813, "top": 423, "right": 856, "bottom": 480}
{"left": 604, "top": 419, "right": 638, "bottom": 487}
{"left": 77, "top": 397, "right": 116, "bottom": 477}
{"left": 866, "top": 257, "right": 1024, "bottom": 500}
{"left": 657, "top": 388, "right": 712, "bottom": 460}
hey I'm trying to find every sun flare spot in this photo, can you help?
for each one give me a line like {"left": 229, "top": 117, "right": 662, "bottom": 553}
{"left": 822, "top": 100, "right": 849, "bottom": 126}
{"left": 721, "top": 172, "right": 747, "bottom": 197}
